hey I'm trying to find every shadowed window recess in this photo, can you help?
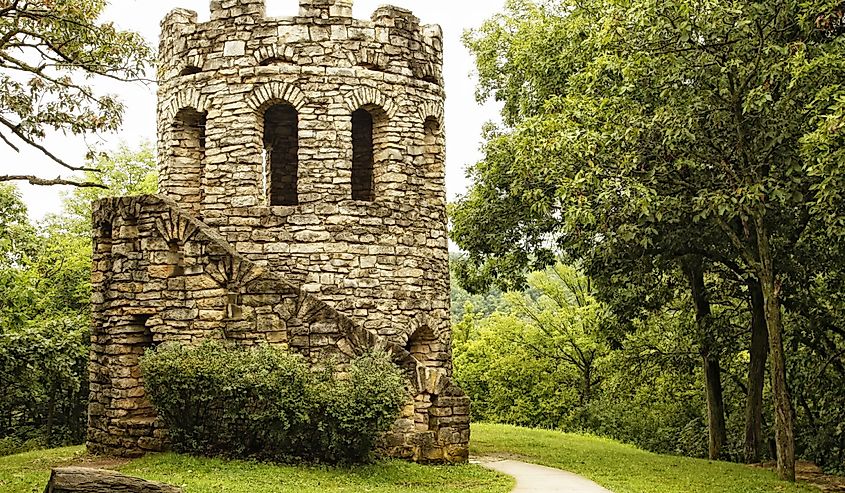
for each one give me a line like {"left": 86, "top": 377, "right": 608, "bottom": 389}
{"left": 263, "top": 104, "right": 299, "bottom": 206}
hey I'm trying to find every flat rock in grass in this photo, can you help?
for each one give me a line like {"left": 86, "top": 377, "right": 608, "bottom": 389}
{"left": 43, "top": 467, "right": 182, "bottom": 493}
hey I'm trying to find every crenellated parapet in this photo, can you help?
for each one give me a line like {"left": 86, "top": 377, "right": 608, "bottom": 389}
{"left": 158, "top": 0, "right": 443, "bottom": 84}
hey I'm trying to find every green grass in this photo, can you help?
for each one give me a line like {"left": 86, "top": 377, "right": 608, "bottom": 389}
{"left": 0, "top": 425, "right": 826, "bottom": 493}
{"left": 0, "top": 445, "right": 512, "bottom": 493}
{"left": 0, "top": 446, "right": 86, "bottom": 493}
{"left": 472, "top": 423, "right": 819, "bottom": 493}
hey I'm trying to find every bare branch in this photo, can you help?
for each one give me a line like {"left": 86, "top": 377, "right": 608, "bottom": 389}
{"left": 0, "top": 174, "right": 106, "bottom": 188}
{"left": 0, "top": 130, "right": 20, "bottom": 152}
{"left": 0, "top": 115, "right": 98, "bottom": 173}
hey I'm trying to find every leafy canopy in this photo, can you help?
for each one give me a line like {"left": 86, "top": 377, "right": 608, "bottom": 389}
{"left": 0, "top": 0, "right": 153, "bottom": 187}
{"left": 452, "top": 0, "right": 845, "bottom": 289}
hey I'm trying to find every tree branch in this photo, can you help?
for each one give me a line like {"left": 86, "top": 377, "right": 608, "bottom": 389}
{"left": 0, "top": 175, "right": 106, "bottom": 188}
{"left": 0, "top": 115, "right": 98, "bottom": 173}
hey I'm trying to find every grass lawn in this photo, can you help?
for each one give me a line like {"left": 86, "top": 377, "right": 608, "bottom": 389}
{"left": 0, "top": 425, "right": 829, "bottom": 493}
{"left": 472, "top": 423, "right": 820, "bottom": 493}
{"left": 0, "top": 445, "right": 512, "bottom": 493}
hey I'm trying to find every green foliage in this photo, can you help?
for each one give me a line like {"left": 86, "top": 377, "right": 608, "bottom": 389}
{"left": 453, "top": 0, "right": 845, "bottom": 477}
{"left": 0, "top": 185, "right": 34, "bottom": 268}
{"left": 0, "top": 0, "right": 153, "bottom": 185}
{"left": 454, "top": 0, "right": 845, "bottom": 288}
{"left": 140, "top": 341, "right": 313, "bottom": 461}
{"left": 141, "top": 341, "right": 407, "bottom": 465}
{"left": 450, "top": 254, "right": 506, "bottom": 324}
{"left": 52, "top": 142, "right": 158, "bottom": 236}
{"left": 0, "top": 146, "right": 158, "bottom": 453}
{"left": 0, "top": 316, "right": 90, "bottom": 451}
{"left": 454, "top": 264, "right": 609, "bottom": 429}
{"left": 0, "top": 186, "right": 89, "bottom": 451}
{"left": 308, "top": 351, "right": 409, "bottom": 464}
{"left": 453, "top": 261, "right": 760, "bottom": 461}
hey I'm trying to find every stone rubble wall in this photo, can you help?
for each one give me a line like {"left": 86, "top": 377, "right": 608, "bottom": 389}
{"left": 87, "top": 195, "right": 469, "bottom": 462}
{"left": 156, "top": 0, "right": 451, "bottom": 369}
{"left": 88, "top": 0, "right": 468, "bottom": 463}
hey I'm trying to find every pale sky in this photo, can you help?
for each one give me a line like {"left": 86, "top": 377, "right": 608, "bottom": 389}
{"left": 8, "top": 0, "right": 503, "bottom": 221}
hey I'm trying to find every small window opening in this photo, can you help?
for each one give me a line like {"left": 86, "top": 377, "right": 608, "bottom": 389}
{"left": 98, "top": 222, "right": 113, "bottom": 253}
{"left": 422, "top": 75, "right": 438, "bottom": 84}
{"left": 424, "top": 117, "right": 441, "bottom": 145}
{"left": 263, "top": 104, "right": 299, "bottom": 206}
{"left": 166, "top": 240, "right": 185, "bottom": 277}
{"left": 259, "top": 57, "right": 290, "bottom": 66}
{"left": 352, "top": 108, "right": 375, "bottom": 201}
{"left": 407, "top": 326, "right": 438, "bottom": 365}
{"left": 128, "top": 314, "right": 155, "bottom": 349}
{"left": 179, "top": 66, "right": 202, "bottom": 76}
{"left": 172, "top": 108, "right": 207, "bottom": 208}
{"left": 226, "top": 293, "right": 244, "bottom": 320}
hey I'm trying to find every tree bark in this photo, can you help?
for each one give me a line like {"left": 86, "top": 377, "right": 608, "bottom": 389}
{"left": 744, "top": 280, "right": 769, "bottom": 464}
{"left": 755, "top": 218, "right": 796, "bottom": 481}
{"left": 44, "top": 467, "right": 182, "bottom": 493}
{"left": 684, "top": 257, "right": 727, "bottom": 461}
{"left": 46, "top": 384, "right": 56, "bottom": 446}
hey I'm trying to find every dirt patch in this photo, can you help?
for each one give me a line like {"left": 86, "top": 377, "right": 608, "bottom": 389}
{"left": 755, "top": 461, "right": 845, "bottom": 492}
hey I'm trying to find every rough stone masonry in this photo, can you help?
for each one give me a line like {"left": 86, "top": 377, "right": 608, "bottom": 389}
{"left": 86, "top": 0, "right": 470, "bottom": 462}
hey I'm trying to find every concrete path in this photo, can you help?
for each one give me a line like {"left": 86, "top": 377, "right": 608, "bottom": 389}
{"left": 476, "top": 457, "right": 613, "bottom": 493}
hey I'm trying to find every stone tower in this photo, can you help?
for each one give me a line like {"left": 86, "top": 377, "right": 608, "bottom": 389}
{"left": 86, "top": 0, "right": 469, "bottom": 462}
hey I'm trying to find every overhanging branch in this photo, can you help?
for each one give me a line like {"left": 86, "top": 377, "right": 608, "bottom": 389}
{"left": 0, "top": 174, "right": 106, "bottom": 188}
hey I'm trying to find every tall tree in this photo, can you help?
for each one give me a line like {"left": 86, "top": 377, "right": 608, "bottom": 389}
{"left": 453, "top": 0, "right": 845, "bottom": 480}
{"left": 0, "top": 0, "right": 152, "bottom": 187}
{"left": 683, "top": 257, "right": 727, "bottom": 460}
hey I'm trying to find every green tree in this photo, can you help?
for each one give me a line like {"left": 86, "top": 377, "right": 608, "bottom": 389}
{"left": 0, "top": 185, "right": 88, "bottom": 449}
{"left": 53, "top": 141, "right": 158, "bottom": 235}
{"left": 454, "top": 263, "right": 609, "bottom": 426}
{"left": 0, "top": 0, "right": 152, "bottom": 187}
{"left": 453, "top": 0, "right": 845, "bottom": 480}
{"left": 0, "top": 144, "right": 157, "bottom": 453}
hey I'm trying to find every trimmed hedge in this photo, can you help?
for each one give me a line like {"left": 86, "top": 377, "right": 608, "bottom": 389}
{"left": 140, "top": 341, "right": 407, "bottom": 464}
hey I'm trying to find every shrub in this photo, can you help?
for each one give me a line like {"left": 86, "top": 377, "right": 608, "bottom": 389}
{"left": 307, "top": 352, "right": 409, "bottom": 463}
{"left": 141, "top": 341, "right": 407, "bottom": 464}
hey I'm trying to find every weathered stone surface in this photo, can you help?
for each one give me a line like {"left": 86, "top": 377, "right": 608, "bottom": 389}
{"left": 87, "top": 0, "right": 467, "bottom": 464}
{"left": 44, "top": 467, "right": 182, "bottom": 493}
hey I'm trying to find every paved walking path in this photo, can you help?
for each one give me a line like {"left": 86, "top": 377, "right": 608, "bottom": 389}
{"left": 476, "top": 457, "right": 613, "bottom": 493}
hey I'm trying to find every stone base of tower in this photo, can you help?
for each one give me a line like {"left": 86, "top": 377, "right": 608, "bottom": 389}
{"left": 86, "top": 195, "right": 469, "bottom": 463}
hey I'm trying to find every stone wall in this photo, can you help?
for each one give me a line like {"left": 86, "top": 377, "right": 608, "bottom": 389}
{"left": 87, "top": 195, "right": 469, "bottom": 462}
{"left": 88, "top": 0, "right": 466, "bottom": 462}
{"left": 156, "top": 0, "right": 451, "bottom": 366}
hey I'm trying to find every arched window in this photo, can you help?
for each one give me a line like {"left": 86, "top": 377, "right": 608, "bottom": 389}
{"left": 424, "top": 117, "right": 441, "bottom": 146}
{"left": 351, "top": 105, "right": 388, "bottom": 201}
{"left": 171, "top": 108, "right": 207, "bottom": 209}
{"left": 352, "top": 108, "right": 375, "bottom": 201}
{"left": 263, "top": 104, "right": 299, "bottom": 206}
{"left": 406, "top": 326, "right": 442, "bottom": 367}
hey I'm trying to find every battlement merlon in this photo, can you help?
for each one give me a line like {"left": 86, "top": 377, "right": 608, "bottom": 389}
{"left": 158, "top": 0, "right": 443, "bottom": 84}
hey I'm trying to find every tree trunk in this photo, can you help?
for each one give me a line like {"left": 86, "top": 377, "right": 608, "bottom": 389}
{"left": 583, "top": 365, "right": 592, "bottom": 405}
{"left": 703, "top": 354, "right": 727, "bottom": 460}
{"left": 755, "top": 218, "right": 796, "bottom": 481}
{"left": 744, "top": 280, "right": 768, "bottom": 464}
{"left": 44, "top": 467, "right": 182, "bottom": 493}
{"left": 46, "top": 384, "right": 56, "bottom": 446}
{"left": 684, "top": 257, "right": 727, "bottom": 461}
